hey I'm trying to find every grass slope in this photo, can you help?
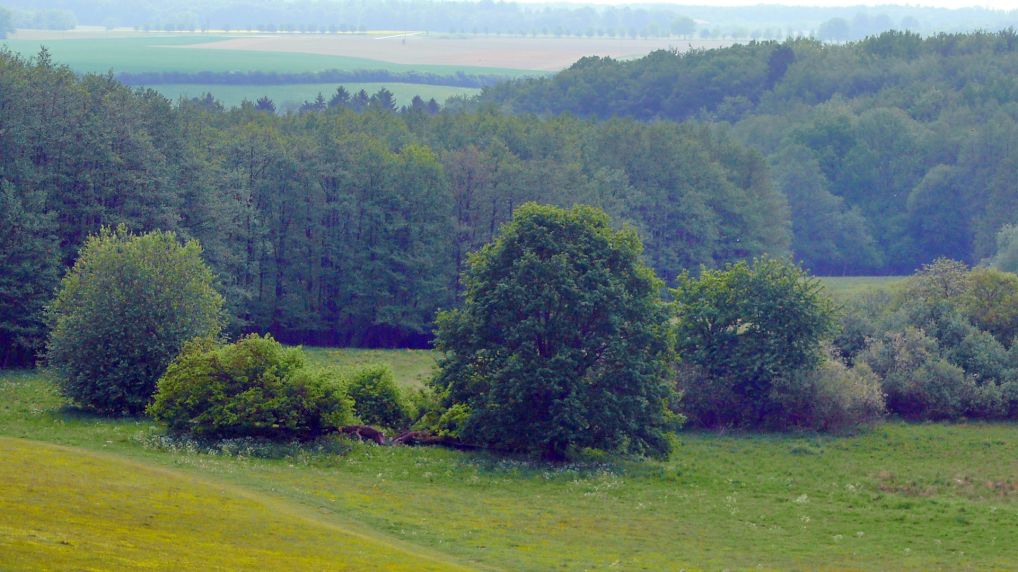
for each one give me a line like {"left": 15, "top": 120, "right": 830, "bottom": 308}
{"left": 3, "top": 367, "right": 1018, "bottom": 570}
{"left": 0, "top": 437, "right": 464, "bottom": 571}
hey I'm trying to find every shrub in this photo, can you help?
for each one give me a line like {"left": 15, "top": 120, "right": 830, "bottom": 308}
{"left": 832, "top": 289, "right": 894, "bottom": 364}
{"left": 345, "top": 364, "right": 412, "bottom": 431}
{"left": 1001, "top": 381, "right": 1018, "bottom": 418}
{"left": 985, "top": 223, "right": 1018, "bottom": 274}
{"left": 46, "top": 227, "right": 224, "bottom": 415}
{"left": 673, "top": 256, "right": 836, "bottom": 427}
{"left": 771, "top": 352, "right": 886, "bottom": 432}
{"left": 673, "top": 363, "right": 743, "bottom": 429}
{"left": 946, "top": 329, "right": 1009, "bottom": 384}
{"left": 148, "top": 334, "right": 353, "bottom": 439}
{"left": 432, "top": 203, "right": 676, "bottom": 460}
{"left": 859, "top": 328, "right": 974, "bottom": 420}
{"left": 959, "top": 267, "right": 1018, "bottom": 346}
{"left": 903, "top": 257, "right": 969, "bottom": 305}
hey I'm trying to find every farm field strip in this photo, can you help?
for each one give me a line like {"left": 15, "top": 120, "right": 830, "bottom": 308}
{"left": 6, "top": 30, "right": 732, "bottom": 73}
{"left": 0, "top": 34, "right": 533, "bottom": 77}
{"left": 169, "top": 33, "right": 730, "bottom": 71}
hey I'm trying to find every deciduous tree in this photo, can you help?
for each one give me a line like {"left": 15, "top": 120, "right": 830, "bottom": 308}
{"left": 432, "top": 203, "right": 676, "bottom": 460}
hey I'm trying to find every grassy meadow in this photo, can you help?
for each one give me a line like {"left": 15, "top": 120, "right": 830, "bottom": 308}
{"left": 819, "top": 276, "right": 906, "bottom": 300}
{"left": 3, "top": 360, "right": 1018, "bottom": 570}
{"left": 302, "top": 346, "right": 438, "bottom": 388}
{"left": 0, "top": 437, "right": 460, "bottom": 571}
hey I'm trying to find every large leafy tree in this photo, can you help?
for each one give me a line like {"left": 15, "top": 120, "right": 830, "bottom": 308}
{"left": 432, "top": 203, "right": 676, "bottom": 460}
{"left": 46, "top": 227, "right": 224, "bottom": 414}
{"left": 673, "top": 256, "right": 836, "bottom": 427}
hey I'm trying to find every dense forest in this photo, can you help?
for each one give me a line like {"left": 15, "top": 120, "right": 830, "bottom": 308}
{"left": 0, "top": 48, "right": 787, "bottom": 366}
{"left": 483, "top": 30, "right": 1018, "bottom": 276}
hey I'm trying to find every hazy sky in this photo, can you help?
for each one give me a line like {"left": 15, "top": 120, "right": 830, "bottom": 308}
{"left": 511, "top": 0, "right": 1018, "bottom": 10}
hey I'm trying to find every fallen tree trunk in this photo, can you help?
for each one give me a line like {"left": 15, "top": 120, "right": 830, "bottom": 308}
{"left": 337, "top": 425, "right": 386, "bottom": 445}
{"left": 335, "top": 426, "right": 483, "bottom": 450}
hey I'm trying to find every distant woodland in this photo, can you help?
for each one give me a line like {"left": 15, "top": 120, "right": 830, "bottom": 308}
{"left": 484, "top": 31, "right": 1018, "bottom": 276}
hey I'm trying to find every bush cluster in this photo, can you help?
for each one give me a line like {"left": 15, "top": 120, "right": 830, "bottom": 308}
{"left": 46, "top": 227, "right": 224, "bottom": 415}
{"left": 148, "top": 335, "right": 353, "bottom": 439}
{"left": 836, "top": 259, "right": 1018, "bottom": 421}
{"left": 672, "top": 257, "right": 871, "bottom": 430}
{"left": 770, "top": 349, "right": 886, "bottom": 432}
{"left": 344, "top": 364, "right": 413, "bottom": 432}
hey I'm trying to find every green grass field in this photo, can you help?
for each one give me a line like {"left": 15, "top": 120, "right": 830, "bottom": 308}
{"left": 0, "top": 35, "right": 530, "bottom": 76}
{"left": 302, "top": 346, "right": 438, "bottom": 388}
{"left": 3, "top": 364, "right": 1018, "bottom": 570}
{"left": 0, "top": 437, "right": 461, "bottom": 571}
{"left": 156, "top": 83, "right": 481, "bottom": 108}
{"left": 819, "top": 276, "right": 906, "bottom": 300}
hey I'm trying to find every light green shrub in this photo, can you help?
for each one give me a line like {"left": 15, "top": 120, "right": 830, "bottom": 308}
{"left": 345, "top": 364, "right": 412, "bottom": 431}
{"left": 771, "top": 353, "right": 886, "bottom": 432}
{"left": 860, "top": 328, "right": 975, "bottom": 420}
{"left": 148, "top": 334, "right": 352, "bottom": 439}
{"left": 46, "top": 227, "right": 224, "bottom": 415}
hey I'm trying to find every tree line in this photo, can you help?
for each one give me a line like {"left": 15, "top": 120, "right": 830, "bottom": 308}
{"left": 6, "top": 0, "right": 1016, "bottom": 41}
{"left": 482, "top": 30, "right": 1018, "bottom": 276}
{"left": 116, "top": 69, "right": 507, "bottom": 90}
{"left": 0, "top": 48, "right": 787, "bottom": 366}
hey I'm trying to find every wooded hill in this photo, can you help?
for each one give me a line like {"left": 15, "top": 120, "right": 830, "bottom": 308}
{"left": 0, "top": 48, "right": 787, "bottom": 365}
{"left": 7, "top": 30, "right": 1018, "bottom": 365}
{"left": 482, "top": 30, "right": 1018, "bottom": 276}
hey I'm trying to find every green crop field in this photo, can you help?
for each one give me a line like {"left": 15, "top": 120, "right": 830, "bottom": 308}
{"left": 0, "top": 33, "right": 520, "bottom": 109}
{"left": 0, "top": 35, "right": 532, "bottom": 77}
{"left": 3, "top": 364, "right": 1017, "bottom": 571}
{"left": 155, "top": 83, "right": 481, "bottom": 108}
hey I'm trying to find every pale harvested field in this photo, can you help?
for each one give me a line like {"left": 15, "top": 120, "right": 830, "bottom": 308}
{"left": 166, "top": 33, "right": 730, "bottom": 71}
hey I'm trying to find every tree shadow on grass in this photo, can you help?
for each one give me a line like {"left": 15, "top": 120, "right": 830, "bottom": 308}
{"left": 47, "top": 404, "right": 149, "bottom": 425}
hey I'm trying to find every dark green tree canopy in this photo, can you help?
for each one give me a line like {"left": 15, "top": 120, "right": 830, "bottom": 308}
{"left": 673, "top": 256, "right": 836, "bottom": 426}
{"left": 0, "top": 182, "right": 58, "bottom": 367}
{"left": 46, "top": 227, "right": 225, "bottom": 414}
{"left": 432, "top": 203, "right": 676, "bottom": 460}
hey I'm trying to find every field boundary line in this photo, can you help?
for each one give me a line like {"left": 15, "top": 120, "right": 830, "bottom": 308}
{"left": 375, "top": 32, "right": 425, "bottom": 40}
